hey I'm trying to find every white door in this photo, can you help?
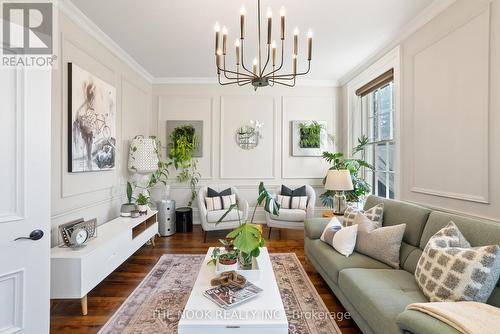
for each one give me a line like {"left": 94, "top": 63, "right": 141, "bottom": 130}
{"left": 0, "top": 67, "right": 51, "bottom": 333}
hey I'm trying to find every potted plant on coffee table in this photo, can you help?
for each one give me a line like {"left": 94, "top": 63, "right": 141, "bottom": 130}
{"left": 215, "top": 182, "right": 280, "bottom": 270}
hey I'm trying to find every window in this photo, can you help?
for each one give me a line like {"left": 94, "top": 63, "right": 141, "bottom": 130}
{"left": 356, "top": 69, "right": 395, "bottom": 199}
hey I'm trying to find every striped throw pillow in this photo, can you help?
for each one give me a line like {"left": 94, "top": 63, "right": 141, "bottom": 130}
{"left": 205, "top": 196, "right": 223, "bottom": 211}
{"left": 276, "top": 195, "right": 308, "bottom": 210}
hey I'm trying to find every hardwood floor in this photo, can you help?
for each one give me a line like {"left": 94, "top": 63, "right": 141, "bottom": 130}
{"left": 50, "top": 225, "right": 362, "bottom": 334}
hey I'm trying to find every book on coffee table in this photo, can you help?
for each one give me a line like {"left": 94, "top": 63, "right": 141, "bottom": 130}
{"left": 203, "top": 281, "right": 263, "bottom": 309}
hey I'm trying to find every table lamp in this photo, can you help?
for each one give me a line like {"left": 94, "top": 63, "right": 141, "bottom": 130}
{"left": 325, "top": 169, "right": 354, "bottom": 215}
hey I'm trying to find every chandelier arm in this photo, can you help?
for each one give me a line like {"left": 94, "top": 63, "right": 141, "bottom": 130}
{"left": 239, "top": 39, "right": 257, "bottom": 76}
{"left": 218, "top": 74, "right": 252, "bottom": 86}
{"left": 270, "top": 61, "right": 311, "bottom": 78}
{"left": 270, "top": 77, "right": 296, "bottom": 87}
{"left": 260, "top": 44, "right": 271, "bottom": 77}
{"left": 257, "top": 0, "right": 262, "bottom": 75}
{"left": 263, "top": 40, "right": 285, "bottom": 77}
{"left": 221, "top": 57, "right": 254, "bottom": 79}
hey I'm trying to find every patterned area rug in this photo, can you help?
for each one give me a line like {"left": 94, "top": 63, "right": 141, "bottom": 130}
{"left": 98, "top": 253, "right": 341, "bottom": 334}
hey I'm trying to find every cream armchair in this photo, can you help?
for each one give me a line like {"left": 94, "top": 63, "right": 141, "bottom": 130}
{"left": 265, "top": 185, "right": 316, "bottom": 239}
{"left": 197, "top": 186, "right": 249, "bottom": 242}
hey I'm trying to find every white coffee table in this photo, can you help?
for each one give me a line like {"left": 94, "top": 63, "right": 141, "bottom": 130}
{"left": 178, "top": 247, "right": 288, "bottom": 334}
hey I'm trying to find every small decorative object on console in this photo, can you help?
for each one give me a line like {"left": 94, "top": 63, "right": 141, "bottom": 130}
{"left": 58, "top": 218, "right": 97, "bottom": 248}
{"left": 120, "top": 182, "right": 137, "bottom": 217}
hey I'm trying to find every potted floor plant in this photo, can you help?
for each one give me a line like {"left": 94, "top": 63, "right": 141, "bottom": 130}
{"left": 120, "top": 182, "right": 137, "bottom": 217}
{"left": 212, "top": 182, "right": 279, "bottom": 270}
{"left": 320, "top": 135, "right": 374, "bottom": 207}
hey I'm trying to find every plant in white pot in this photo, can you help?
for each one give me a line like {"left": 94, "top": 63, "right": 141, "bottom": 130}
{"left": 135, "top": 192, "right": 151, "bottom": 214}
{"left": 120, "top": 182, "right": 137, "bottom": 217}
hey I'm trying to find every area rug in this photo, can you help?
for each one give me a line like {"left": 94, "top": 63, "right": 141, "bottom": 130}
{"left": 98, "top": 253, "right": 341, "bottom": 334}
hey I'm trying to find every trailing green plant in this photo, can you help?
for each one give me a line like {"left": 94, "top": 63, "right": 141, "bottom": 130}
{"left": 208, "top": 238, "right": 238, "bottom": 265}
{"left": 168, "top": 125, "right": 200, "bottom": 207}
{"left": 134, "top": 192, "right": 151, "bottom": 206}
{"left": 126, "top": 181, "right": 134, "bottom": 204}
{"left": 299, "top": 121, "right": 324, "bottom": 148}
{"left": 320, "top": 135, "right": 374, "bottom": 205}
{"left": 147, "top": 136, "right": 171, "bottom": 189}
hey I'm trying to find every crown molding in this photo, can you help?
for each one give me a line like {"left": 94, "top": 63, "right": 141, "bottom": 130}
{"left": 338, "top": 0, "right": 456, "bottom": 86}
{"left": 153, "top": 77, "right": 339, "bottom": 87}
{"left": 56, "top": 0, "right": 154, "bottom": 83}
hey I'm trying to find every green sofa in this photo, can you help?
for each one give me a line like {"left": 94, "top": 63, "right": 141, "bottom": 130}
{"left": 304, "top": 195, "right": 500, "bottom": 334}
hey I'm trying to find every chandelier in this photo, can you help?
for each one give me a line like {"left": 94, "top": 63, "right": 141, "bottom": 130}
{"left": 214, "top": 0, "right": 313, "bottom": 90}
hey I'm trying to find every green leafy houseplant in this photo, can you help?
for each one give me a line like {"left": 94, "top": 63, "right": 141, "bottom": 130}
{"left": 320, "top": 135, "right": 374, "bottom": 205}
{"left": 135, "top": 192, "right": 151, "bottom": 206}
{"left": 212, "top": 182, "right": 280, "bottom": 269}
{"left": 299, "top": 121, "right": 324, "bottom": 148}
{"left": 168, "top": 125, "right": 201, "bottom": 206}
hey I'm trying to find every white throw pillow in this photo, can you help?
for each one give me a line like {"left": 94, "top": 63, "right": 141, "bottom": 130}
{"left": 320, "top": 217, "right": 358, "bottom": 257}
{"left": 205, "top": 196, "right": 223, "bottom": 211}
{"left": 277, "top": 194, "right": 307, "bottom": 210}
{"left": 221, "top": 194, "right": 236, "bottom": 209}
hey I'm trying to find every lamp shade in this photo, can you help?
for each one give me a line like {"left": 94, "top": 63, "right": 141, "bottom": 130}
{"left": 325, "top": 169, "right": 354, "bottom": 191}
{"left": 128, "top": 135, "right": 159, "bottom": 173}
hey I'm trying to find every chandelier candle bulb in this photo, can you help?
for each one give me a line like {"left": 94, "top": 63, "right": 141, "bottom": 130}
{"left": 240, "top": 7, "right": 246, "bottom": 39}
{"left": 214, "top": 23, "right": 220, "bottom": 55}
{"left": 252, "top": 58, "right": 258, "bottom": 76}
{"left": 222, "top": 26, "right": 228, "bottom": 55}
{"left": 293, "top": 54, "right": 297, "bottom": 74}
{"left": 235, "top": 40, "right": 240, "bottom": 65}
{"left": 267, "top": 8, "right": 272, "bottom": 44}
{"left": 293, "top": 27, "right": 299, "bottom": 55}
{"left": 280, "top": 7, "right": 285, "bottom": 40}
{"left": 271, "top": 41, "right": 277, "bottom": 66}
{"left": 307, "top": 30, "right": 313, "bottom": 61}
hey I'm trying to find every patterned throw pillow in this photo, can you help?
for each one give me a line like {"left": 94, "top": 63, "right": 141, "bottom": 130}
{"left": 415, "top": 221, "right": 500, "bottom": 303}
{"left": 206, "top": 194, "right": 236, "bottom": 212}
{"left": 344, "top": 203, "right": 384, "bottom": 227}
{"left": 320, "top": 217, "right": 358, "bottom": 257}
{"left": 353, "top": 213, "right": 406, "bottom": 268}
{"left": 276, "top": 195, "right": 307, "bottom": 210}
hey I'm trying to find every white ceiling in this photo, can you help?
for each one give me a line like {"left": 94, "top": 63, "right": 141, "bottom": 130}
{"left": 69, "top": 0, "right": 437, "bottom": 82}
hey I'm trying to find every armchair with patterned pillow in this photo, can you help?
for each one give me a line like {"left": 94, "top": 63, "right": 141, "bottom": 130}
{"left": 265, "top": 185, "right": 316, "bottom": 239}
{"left": 197, "top": 186, "right": 249, "bottom": 242}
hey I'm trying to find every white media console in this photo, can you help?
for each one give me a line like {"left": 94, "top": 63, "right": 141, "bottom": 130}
{"left": 50, "top": 210, "right": 158, "bottom": 315}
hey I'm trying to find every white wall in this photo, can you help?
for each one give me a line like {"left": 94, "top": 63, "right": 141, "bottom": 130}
{"left": 342, "top": 0, "right": 500, "bottom": 223}
{"left": 152, "top": 84, "right": 338, "bottom": 223}
{"left": 50, "top": 10, "right": 153, "bottom": 245}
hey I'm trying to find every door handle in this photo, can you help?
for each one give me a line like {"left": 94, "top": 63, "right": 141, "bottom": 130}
{"left": 14, "top": 229, "right": 44, "bottom": 241}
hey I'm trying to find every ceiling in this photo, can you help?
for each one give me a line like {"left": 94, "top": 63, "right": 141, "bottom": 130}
{"left": 69, "top": 0, "right": 437, "bottom": 82}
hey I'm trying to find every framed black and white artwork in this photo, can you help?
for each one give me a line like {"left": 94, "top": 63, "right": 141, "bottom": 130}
{"left": 68, "top": 62, "right": 117, "bottom": 172}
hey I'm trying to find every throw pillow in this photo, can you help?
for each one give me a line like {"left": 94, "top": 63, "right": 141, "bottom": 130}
{"left": 205, "top": 196, "right": 223, "bottom": 211}
{"left": 344, "top": 203, "right": 384, "bottom": 227}
{"left": 276, "top": 195, "right": 307, "bottom": 210}
{"left": 320, "top": 217, "right": 358, "bottom": 257}
{"left": 353, "top": 213, "right": 406, "bottom": 268}
{"left": 221, "top": 194, "right": 236, "bottom": 209}
{"left": 207, "top": 187, "right": 232, "bottom": 197}
{"left": 281, "top": 185, "right": 307, "bottom": 197}
{"left": 415, "top": 221, "right": 500, "bottom": 303}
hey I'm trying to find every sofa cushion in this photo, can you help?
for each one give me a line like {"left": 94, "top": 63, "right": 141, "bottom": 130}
{"left": 305, "top": 238, "right": 390, "bottom": 283}
{"left": 304, "top": 218, "right": 330, "bottom": 239}
{"left": 338, "top": 268, "right": 428, "bottom": 334}
{"left": 344, "top": 203, "right": 384, "bottom": 227}
{"left": 206, "top": 209, "right": 243, "bottom": 223}
{"left": 271, "top": 208, "right": 306, "bottom": 222}
{"left": 397, "top": 309, "right": 461, "bottom": 334}
{"left": 364, "top": 196, "right": 431, "bottom": 247}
